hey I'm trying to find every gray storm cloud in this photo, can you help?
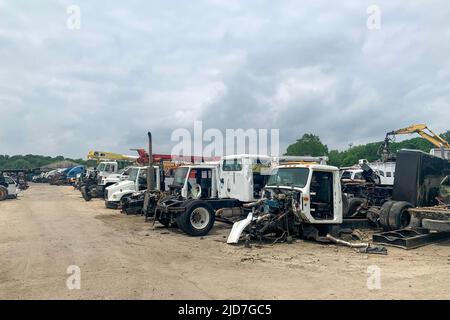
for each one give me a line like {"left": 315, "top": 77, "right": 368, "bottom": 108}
{"left": 0, "top": 0, "right": 449, "bottom": 158}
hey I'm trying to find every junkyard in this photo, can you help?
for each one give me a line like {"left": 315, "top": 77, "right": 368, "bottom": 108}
{"left": 0, "top": 183, "right": 449, "bottom": 300}
{"left": 2, "top": 125, "right": 450, "bottom": 300}
{"left": 2, "top": 2, "right": 450, "bottom": 307}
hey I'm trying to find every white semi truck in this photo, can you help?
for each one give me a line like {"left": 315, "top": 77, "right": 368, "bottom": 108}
{"left": 80, "top": 162, "right": 132, "bottom": 200}
{"left": 104, "top": 166, "right": 162, "bottom": 209}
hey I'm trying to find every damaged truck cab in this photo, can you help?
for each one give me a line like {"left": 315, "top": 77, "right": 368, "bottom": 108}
{"left": 266, "top": 163, "right": 343, "bottom": 224}
{"left": 227, "top": 163, "right": 343, "bottom": 244}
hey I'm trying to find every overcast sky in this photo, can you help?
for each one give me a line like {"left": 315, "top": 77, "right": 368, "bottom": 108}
{"left": 1, "top": 0, "right": 450, "bottom": 158}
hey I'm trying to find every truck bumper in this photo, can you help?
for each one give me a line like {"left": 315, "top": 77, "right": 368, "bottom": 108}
{"left": 105, "top": 200, "right": 120, "bottom": 209}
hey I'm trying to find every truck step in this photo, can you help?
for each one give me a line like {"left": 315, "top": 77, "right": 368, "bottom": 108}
{"left": 372, "top": 228, "right": 450, "bottom": 249}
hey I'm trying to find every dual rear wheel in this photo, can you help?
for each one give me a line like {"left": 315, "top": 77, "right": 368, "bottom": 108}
{"left": 176, "top": 200, "right": 215, "bottom": 236}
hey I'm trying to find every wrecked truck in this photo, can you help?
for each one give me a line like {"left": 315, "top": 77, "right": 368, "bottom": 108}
{"left": 227, "top": 162, "right": 345, "bottom": 244}
{"left": 142, "top": 154, "right": 273, "bottom": 236}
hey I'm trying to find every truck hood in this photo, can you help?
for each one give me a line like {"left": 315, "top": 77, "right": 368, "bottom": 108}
{"left": 106, "top": 180, "right": 134, "bottom": 192}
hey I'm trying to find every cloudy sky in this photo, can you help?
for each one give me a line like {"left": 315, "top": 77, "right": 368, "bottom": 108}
{"left": 1, "top": 0, "right": 450, "bottom": 158}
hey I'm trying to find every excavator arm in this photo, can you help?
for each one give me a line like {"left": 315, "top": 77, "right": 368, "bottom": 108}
{"left": 379, "top": 124, "right": 450, "bottom": 161}
{"left": 387, "top": 124, "right": 450, "bottom": 149}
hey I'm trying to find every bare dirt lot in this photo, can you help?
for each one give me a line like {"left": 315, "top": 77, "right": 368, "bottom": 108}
{"left": 0, "top": 184, "right": 449, "bottom": 300}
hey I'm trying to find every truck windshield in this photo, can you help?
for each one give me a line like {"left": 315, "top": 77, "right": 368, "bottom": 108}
{"left": 173, "top": 167, "right": 189, "bottom": 186}
{"left": 128, "top": 168, "right": 140, "bottom": 182}
{"left": 267, "top": 167, "right": 310, "bottom": 188}
{"left": 97, "top": 163, "right": 106, "bottom": 172}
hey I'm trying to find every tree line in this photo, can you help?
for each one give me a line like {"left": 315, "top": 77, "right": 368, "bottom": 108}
{"left": 285, "top": 131, "right": 450, "bottom": 167}
{"left": 0, "top": 154, "right": 91, "bottom": 170}
{"left": 2, "top": 130, "right": 449, "bottom": 170}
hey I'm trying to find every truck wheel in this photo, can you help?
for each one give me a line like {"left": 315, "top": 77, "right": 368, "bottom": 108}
{"left": 177, "top": 200, "right": 215, "bottom": 236}
{"left": 379, "top": 201, "right": 395, "bottom": 231}
{"left": 0, "top": 186, "right": 8, "bottom": 201}
{"left": 81, "top": 186, "right": 92, "bottom": 202}
{"left": 388, "top": 201, "right": 413, "bottom": 230}
{"left": 345, "top": 197, "right": 364, "bottom": 217}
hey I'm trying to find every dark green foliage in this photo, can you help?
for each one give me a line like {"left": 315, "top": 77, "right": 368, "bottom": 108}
{"left": 286, "top": 131, "right": 448, "bottom": 167}
{"left": 285, "top": 134, "right": 329, "bottom": 157}
{"left": 0, "top": 154, "right": 88, "bottom": 170}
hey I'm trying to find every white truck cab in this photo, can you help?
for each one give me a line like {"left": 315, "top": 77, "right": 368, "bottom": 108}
{"left": 219, "top": 154, "right": 272, "bottom": 201}
{"left": 169, "top": 154, "right": 272, "bottom": 201}
{"left": 227, "top": 163, "right": 343, "bottom": 244}
{"left": 265, "top": 163, "right": 343, "bottom": 224}
{"left": 96, "top": 161, "right": 119, "bottom": 181}
{"left": 105, "top": 166, "right": 161, "bottom": 208}
{"left": 172, "top": 164, "right": 219, "bottom": 200}
{"left": 100, "top": 166, "right": 132, "bottom": 187}
{"left": 96, "top": 161, "right": 132, "bottom": 197}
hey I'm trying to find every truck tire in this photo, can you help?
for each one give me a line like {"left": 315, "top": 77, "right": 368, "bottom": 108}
{"left": 388, "top": 201, "right": 413, "bottom": 230}
{"left": 176, "top": 200, "right": 215, "bottom": 236}
{"left": 0, "top": 186, "right": 8, "bottom": 201}
{"left": 345, "top": 197, "right": 365, "bottom": 217}
{"left": 81, "top": 186, "right": 92, "bottom": 202}
{"left": 379, "top": 200, "right": 395, "bottom": 231}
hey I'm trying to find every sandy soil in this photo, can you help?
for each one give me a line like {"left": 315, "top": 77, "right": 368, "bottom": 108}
{"left": 0, "top": 184, "right": 449, "bottom": 300}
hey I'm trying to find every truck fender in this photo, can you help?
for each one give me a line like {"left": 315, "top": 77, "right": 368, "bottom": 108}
{"left": 227, "top": 212, "right": 253, "bottom": 244}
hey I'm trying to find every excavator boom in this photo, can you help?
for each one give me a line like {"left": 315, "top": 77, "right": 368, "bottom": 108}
{"left": 388, "top": 124, "right": 450, "bottom": 149}
{"left": 87, "top": 150, "right": 138, "bottom": 162}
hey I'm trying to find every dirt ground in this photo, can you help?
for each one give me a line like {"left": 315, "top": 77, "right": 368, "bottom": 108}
{"left": 0, "top": 184, "right": 449, "bottom": 300}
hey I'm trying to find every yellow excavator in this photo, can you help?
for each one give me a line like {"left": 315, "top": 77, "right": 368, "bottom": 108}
{"left": 379, "top": 124, "right": 450, "bottom": 161}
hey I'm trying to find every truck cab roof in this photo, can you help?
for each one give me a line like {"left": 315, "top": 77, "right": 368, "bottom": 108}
{"left": 274, "top": 163, "right": 339, "bottom": 172}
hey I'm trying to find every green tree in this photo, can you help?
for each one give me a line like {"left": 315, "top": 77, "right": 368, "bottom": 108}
{"left": 441, "top": 130, "right": 450, "bottom": 144}
{"left": 7, "top": 159, "right": 32, "bottom": 170}
{"left": 285, "top": 134, "right": 328, "bottom": 157}
{"left": 328, "top": 150, "right": 343, "bottom": 167}
{"left": 0, "top": 154, "right": 88, "bottom": 170}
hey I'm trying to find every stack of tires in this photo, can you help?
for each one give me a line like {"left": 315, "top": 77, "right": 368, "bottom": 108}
{"left": 378, "top": 201, "right": 414, "bottom": 231}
